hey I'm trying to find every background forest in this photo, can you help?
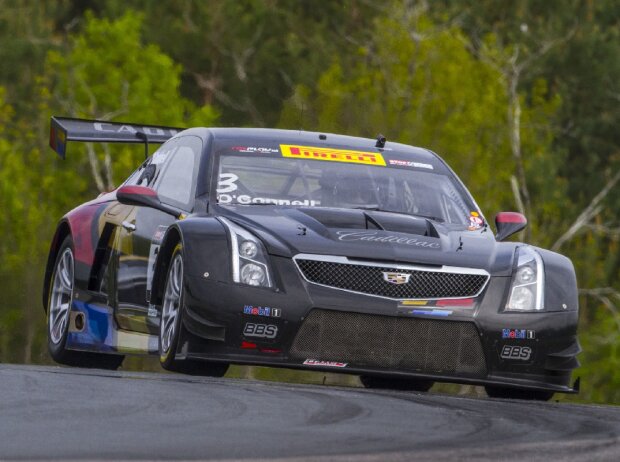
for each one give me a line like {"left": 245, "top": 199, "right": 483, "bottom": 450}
{"left": 0, "top": 0, "right": 619, "bottom": 404}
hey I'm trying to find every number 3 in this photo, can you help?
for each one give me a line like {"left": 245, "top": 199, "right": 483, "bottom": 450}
{"left": 217, "top": 173, "right": 239, "bottom": 193}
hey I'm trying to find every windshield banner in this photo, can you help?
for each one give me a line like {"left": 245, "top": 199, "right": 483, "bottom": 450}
{"left": 280, "top": 144, "right": 386, "bottom": 166}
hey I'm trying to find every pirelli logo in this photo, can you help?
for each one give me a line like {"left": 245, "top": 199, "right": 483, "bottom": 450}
{"left": 280, "top": 144, "right": 386, "bottom": 166}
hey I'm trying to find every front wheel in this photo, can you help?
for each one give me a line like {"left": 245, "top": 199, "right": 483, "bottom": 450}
{"left": 47, "top": 235, "right": 124, "bottom": 370}
{"left": 485, "top": 386, "right": 554, "bottom": 401}
{"left": 360, "top": 375, "right": 434, "bottom": 392}
{"left": 159, "top": 244, "right": 229, "bottom": 377}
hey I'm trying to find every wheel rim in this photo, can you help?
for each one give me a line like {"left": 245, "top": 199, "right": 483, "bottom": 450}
{"left": 49, "top": 247, "right": 74, "bottom": 345}
{"left": 160, "top": 253, "right": 183, "bottom": 354}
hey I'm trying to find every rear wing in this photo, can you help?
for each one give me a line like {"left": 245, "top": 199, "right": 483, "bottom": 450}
{"left": 49, "top": 116, "right": 186, "bottom": 159}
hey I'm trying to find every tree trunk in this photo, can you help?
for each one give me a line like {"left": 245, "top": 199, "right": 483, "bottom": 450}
{"left": 507, "top": 68, "right": 532, "bottom": 241}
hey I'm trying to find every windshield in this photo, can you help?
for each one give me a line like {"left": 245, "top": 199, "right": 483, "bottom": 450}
{"left": 214, "top": 142, "right": 478, "bottom": 226}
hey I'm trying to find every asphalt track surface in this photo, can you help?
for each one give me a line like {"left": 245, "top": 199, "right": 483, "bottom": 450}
{"left": 1, "top": 364, "right": 619, "bottom": 461}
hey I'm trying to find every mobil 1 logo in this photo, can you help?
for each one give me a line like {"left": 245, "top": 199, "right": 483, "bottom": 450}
{"left": 243, "top": 323, "right": 278, "bottom": 339}
{"left": 500, "top": 345, "right": 532, "bottom": 361}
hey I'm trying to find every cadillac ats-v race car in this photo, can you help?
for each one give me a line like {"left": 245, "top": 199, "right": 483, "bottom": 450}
{"left": 44, "top": 116, "right": 580, "bottom": 400}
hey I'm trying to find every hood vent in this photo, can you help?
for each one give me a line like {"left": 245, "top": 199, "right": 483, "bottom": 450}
{"left": 297, "top": 207, "right": 437, "bottom": 237}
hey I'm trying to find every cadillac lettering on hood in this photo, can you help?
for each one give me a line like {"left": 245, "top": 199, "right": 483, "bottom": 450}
{"left": 43, "top": 117, "right": 580, "bottom": 400}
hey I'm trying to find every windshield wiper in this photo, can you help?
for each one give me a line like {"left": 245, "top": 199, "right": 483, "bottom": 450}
{"left": 351, "top": 206, "right": 444, "bottom": 222}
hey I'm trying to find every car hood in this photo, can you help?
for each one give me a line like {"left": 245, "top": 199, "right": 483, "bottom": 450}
{"left": 220, "top": 206, "right": 516, "bottom": 275}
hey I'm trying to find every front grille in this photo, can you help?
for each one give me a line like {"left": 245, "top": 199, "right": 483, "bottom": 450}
{"left": 291, "top": 309, "right": 487, "bottom": 376}
{"left": 295, "top": 259, "right": 488, "bottom": 299}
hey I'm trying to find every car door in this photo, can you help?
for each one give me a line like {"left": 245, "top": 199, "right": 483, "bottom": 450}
{"left": 115, "top": 135, "right": 203, "bottom": 334}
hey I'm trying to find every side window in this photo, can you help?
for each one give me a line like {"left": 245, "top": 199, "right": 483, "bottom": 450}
{"left": 123, "top": 139, "right": 177, "bottom": 187}
{"left": 123, "top": 162, "right": 148, "bottom": 186}
{"left": 155, "top": 136, "right": 202, "bottom": 211}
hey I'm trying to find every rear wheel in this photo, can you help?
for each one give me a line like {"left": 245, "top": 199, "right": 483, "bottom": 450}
{"left": 485, "top": 386, "right": 554, "bottom": 401}
{"left": 47, "top": 236, "right": 124, "bottom": 370}
{"left": 159, "top": 244, "right": 229, "bottom": 377}
{"left": 360, "top": 375, "right": 434, "bottom": 392}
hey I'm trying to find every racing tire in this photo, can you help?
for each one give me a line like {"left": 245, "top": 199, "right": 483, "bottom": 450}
{"left": 484, "top": 386, "right": 554, "bottom": 401}
{"left": 159, "top": 244, "right": 229, "bottom": 377}
{"left": 47, "top": 236, "right": 125, "bottom": 370}
{"left": 360, "top": 375, "right": 434, "bottom": 392}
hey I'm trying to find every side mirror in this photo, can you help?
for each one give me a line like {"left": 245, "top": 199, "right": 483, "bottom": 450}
{"left": 495, "top": 212, "right": 527, "bottom": 241}
{"left": 116, "top": 185, "right": 183, "bottom": 218}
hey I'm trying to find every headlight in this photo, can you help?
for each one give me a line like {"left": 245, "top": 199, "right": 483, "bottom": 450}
{"left": 218, "top": 217, "right": 273, "bottom": 288}
{"left": 240, "top": 263, "right": 266, "bottom": 286}
{"left": 240, "top": 241, "right": 258, "bottom": 259}
{"left": 505, "top": 246, "right": 544, "bottom": 311}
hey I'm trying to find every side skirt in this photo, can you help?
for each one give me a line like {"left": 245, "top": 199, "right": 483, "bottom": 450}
{"left": 66, "top": 300, "right": 158, "bottom": 355}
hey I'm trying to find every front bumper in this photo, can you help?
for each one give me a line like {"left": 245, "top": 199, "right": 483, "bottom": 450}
{"left": 182, "top": 255, "right": 580, "bottom": 393}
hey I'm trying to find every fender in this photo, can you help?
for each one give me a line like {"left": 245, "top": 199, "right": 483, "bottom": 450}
{"left": 149, "top": 217, "right": 229, "bottom": 306}
{"left": 149, "top": 225, "right": 183, "bottom": 307}
{"left": 42, "top": 220, "right": 71, "bottom": 311}
{"left": 537, "top": 247, "right": 579, "bottom": 313}
{"left": 42, "top": 196, "right": 119, "bottom": 311}
{"left": 42, "top": 203, "right": 108, "bottom": 311}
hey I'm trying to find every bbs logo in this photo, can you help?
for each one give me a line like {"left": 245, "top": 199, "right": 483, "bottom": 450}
{"left": 500, "top": 345, "right": 532, "bottom": 361}
{"left": 243, "top": 323, "right": 278, "bottom": 339}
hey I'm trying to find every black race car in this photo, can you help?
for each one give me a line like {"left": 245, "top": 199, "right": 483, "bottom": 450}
{"left": 44, "top": 116, "right": 580, "bottom": 400}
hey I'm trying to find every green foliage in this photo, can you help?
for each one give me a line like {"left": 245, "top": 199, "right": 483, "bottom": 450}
{"left": 279, "top": 6, "right": 559, "bottom": 219}
{"left": 43, "top": 11, "right": 217, "bottom": 186}
{"left": 47, "top": 12, "right": 184, "bottom": 123}
{"left": 0, "top": 0, "right": 67, "bottom": 117}
{"left": 578, "top": 298, "right": 620, "bottom": 404}
{"left": 95, "top": 0, "right": 376, "bottom": 127}
{"left": 0, "top": 9, "right": 217, "bottom": 364}
{"left": 0, "top": 86, "right": 53, "bottom": 363}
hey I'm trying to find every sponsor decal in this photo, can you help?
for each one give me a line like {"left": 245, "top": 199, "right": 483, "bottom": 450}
{"left": 151, "top": 147, "right": 176, "bottom": 165}
{"left": 388, "top": 159, "right": 434, "bottom": 170}
{"left": 93, "top": 122, "right": 179, "bottom": 137}
{"left": 468, "top": 212, "right": 484, "bottom": 230}
{"left": 218, "top": 194, "right": 321, "bottom": 206}
{"left": 500, "top": 345, "right": 532, "bottom": 361}
{"left": 400, "top": 300, "right": 428, "bottom": 306}
{"left": 281, "top": 144, "right": 386, "bottom": 166}
{"left": 383, "top": 272, "right": 411, "bottom": 285}
{"left": 436, "top": 298, "right": 475, "bottom": 307}
{"left": 397, "top": 307, "right": 452, "bottom": 317}
{"left": 231, "top": 146, "right": 279, "bottom": 154}
{"left": 396, "top": 298, "right": 473, "bottom": 316}
{"left": 146, "top": 225, "right": 169, "bottom": 300}
{"left": 243, "top": 323, "right": 278, "bottom": 339}
{"left": 151, "top": 225, "right": 168, "bottom": 244}
{"left": 243, "top": 305, "right": 282, "bottom": 318}
{"left": 502, "top": 329, "right": 535, "bottom": 340}
{"left": 303, "top": 359, "right": 348, "bottom": 368}
{"left": 336, "top": 230, "right": 440, "bottom": 249}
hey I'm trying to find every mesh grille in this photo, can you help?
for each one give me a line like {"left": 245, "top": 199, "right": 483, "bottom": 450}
{"left": 296, "top": 259, "right": 488, "bottom": 299}
{"left": 291, "top": 309, "right": 487, "bottom": 376}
